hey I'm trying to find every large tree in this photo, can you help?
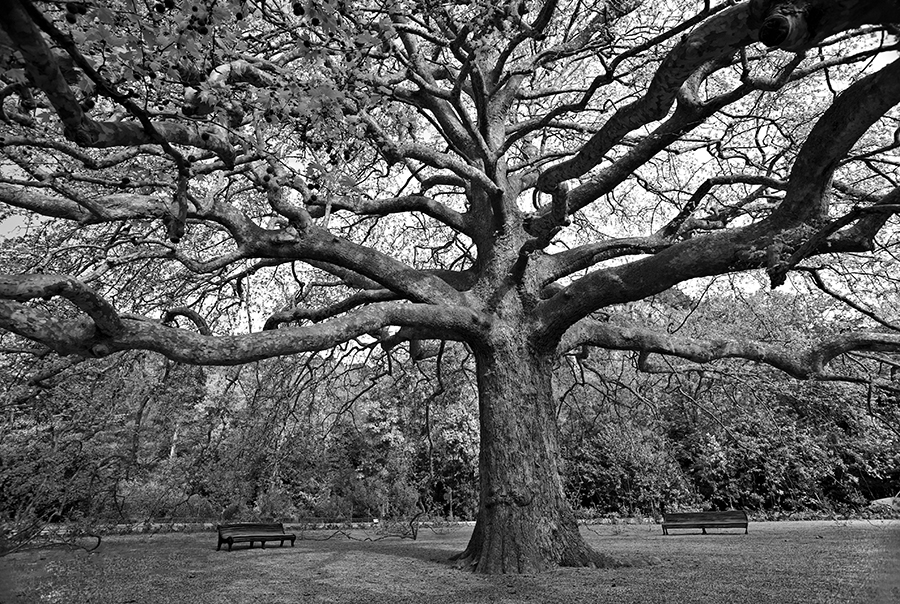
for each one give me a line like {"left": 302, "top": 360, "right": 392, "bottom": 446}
{"left": 2, "top": 0, "right": 900, "bottom": 573}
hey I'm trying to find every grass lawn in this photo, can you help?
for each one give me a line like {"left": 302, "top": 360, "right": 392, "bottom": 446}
{"left": 1, "top": 520, "right": 897, "bottom": 603}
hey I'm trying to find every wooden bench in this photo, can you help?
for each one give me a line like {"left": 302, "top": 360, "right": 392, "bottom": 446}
{"left": 661, "top": 510, "right": 748, "bottom": 535}
{"left": 216, "top": 522, "right": 296, "bottom": 551}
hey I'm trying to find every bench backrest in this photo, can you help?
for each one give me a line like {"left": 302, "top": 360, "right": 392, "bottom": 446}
{"left": 217, "top": 522, "right": 286, "bottom": 534}
{"left": 664, "top": 510, "right": 747, "bottom": 523}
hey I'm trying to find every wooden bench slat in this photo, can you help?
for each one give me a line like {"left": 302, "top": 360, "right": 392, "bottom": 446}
{"left": 216, "top": 522, "right": 297, "bottom": 551}
{"left": 661, "top": 510, "right": 748, "bottom": 535}
{"left": 218, "top": 523, "right": 286, "bottom": 531}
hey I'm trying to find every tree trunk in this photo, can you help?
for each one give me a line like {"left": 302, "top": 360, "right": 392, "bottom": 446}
{"left": 453, "top": 336, "right": 615, "bottom": 573}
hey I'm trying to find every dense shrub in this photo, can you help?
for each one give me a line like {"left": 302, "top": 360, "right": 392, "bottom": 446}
{"left": 2, "top": 336, "right": 898, "bottom": 550}
{"left": 564, "top": 422, "right": 696, "bottom": 515}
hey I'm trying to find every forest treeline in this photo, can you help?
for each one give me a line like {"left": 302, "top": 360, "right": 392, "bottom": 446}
{"left": 3, "top": 287, "right": 898, "bottom": 549}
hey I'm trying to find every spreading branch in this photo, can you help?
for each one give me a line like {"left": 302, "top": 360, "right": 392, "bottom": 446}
{"left": 561, "top": 318, "right": 900, "bottom": 380}
{"left": 0, "top": 274, "right": 488, "bottom": 362}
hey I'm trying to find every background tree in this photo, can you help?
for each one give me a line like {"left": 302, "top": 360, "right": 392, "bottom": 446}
{"left": 2, "top": 0, "right": 900, "bottom": 573}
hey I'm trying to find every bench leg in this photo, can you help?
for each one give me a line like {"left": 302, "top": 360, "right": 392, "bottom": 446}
{"left": 701, "top": 528, "right": 707, "bottom": 535}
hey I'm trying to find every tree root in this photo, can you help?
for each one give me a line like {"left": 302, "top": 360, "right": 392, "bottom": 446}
{"left": 449, "top": 544, "right": 659, "bottom": 573}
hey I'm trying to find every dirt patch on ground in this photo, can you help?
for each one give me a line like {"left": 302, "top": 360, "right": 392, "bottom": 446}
{"left": 1, "top": 520, "right": 897, "bottom": 604}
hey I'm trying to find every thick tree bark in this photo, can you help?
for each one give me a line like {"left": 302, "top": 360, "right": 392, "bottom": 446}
{"left": 453, "top": 333, "right": 615, "bottom": 573}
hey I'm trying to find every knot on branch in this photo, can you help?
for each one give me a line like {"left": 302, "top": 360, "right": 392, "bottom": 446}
{"left": 485, "top": 489, "right": 535, "bottom": 509}
{"left": 63, "top": 122, "right": 99, "bottom": 147}
{"left": 164, "top": 175, "right": 189, "bottom": 243}
{"left": 89, "top": 342, "right": 114, "bottom": 358}
{"left": 753, "top": 1, "right": 822, "bottom": 51}
{"left": 765, "top": 240, "right": 788, "bottom": 288}
{"left": 523, "top": 182, "right": 570, "bottom": 252}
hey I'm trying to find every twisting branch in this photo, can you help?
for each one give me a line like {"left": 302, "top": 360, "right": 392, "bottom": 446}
{"left": 258, "top": 158, "right": 312, "bottom": 233}
{"left": 162, "top": 308, "right": 212, "bottom": 336}
{"left": 660, "top": 175, "right": 788, "bottom": 238}
{"left": 528, "top": 63, "right": 764, "bottom": 238}
{"left": 537, "top": 237, "right": 672, "bottom": 287}
{"left": 0, "top": 136, "right": 161, "bottom": 169}
{"left": 768, "top": 201, "right": 900, "bottom": 285}
{"left": 3, "top": 0, "right": 235, "bottom": 242}
{"left": 264, "top": 289, "right": 399, "bottom": 331}
{"left": 507, "top": 0, "right": 729, "bottom": 152}
{"left": 534, "top": 2, "right": 754, "bottom": 193}
{"left": 0, "top": 274, "right": 123, "bottom": 336}
{"left": 561, "top": 317, "right": 900, "bottom": 380}
{"left": 534, "top": 51, "right": 900, "bottom": 340}
{"left": 770, "top": 57, "right": 900, "bottom": 225}
{"left": 534, "top": 0, "right": 900, "bottom": 194}
{"left": 0, "top": 274, "right": 489, "bottom": 362}
{"left": 307, "top": 194, "right": 469, "bottom": 234}
{"left": 355, "top": 110, "right": 500, "bottom": 194}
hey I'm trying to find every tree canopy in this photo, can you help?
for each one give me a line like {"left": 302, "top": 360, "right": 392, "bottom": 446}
{"left": 2, "top": 0, "right": 900, "bottom": 573}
